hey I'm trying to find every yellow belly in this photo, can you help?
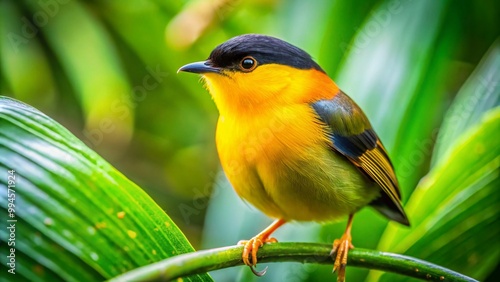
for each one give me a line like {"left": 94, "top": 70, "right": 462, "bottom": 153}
{"left": 216, "top": 104, "right": 379, "bottom": 222}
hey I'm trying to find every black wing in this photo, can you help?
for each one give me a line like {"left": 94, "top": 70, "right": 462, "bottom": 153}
{"left": 312, "top": 92, "right": 409, "bottom": 226}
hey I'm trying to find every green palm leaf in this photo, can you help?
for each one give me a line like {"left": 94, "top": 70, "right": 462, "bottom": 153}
{"left": 0, "top": 96, "right": 212, "bottom": 282}
{"left": 374, "top": 44, "right": 500, "bottom": 280}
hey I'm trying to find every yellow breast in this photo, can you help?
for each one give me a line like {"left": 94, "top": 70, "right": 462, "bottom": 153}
{"left": 206, "top": 65, "right": 377, "bottom": 221}
{"left": 216, "top": 104, "right": 377, "bottom": 221}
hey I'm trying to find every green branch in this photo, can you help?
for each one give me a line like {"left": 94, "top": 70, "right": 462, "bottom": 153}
{"left": 108, "top": 243, "right": 477, "bottom": 282}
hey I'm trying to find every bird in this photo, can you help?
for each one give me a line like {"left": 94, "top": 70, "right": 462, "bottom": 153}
{"left": 178, "top": 34, "right": 409, "bottom": 281}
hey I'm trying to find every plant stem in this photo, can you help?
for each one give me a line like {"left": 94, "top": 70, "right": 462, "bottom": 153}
{"left": 108, "top": 242, "right": 477, "bottom": 282}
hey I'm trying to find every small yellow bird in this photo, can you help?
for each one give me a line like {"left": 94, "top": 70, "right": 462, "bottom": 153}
{"left": 179, "top": 34, "right": 409, "bottom": 281}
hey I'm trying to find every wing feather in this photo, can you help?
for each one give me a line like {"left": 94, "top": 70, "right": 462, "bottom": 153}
{"left": 312, "top": 92, "right": 409, "bottom": 225}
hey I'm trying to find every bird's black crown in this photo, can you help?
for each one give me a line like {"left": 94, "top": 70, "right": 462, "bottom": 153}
{"left": 208, "top": 34, "right": 324, "bottom": 72}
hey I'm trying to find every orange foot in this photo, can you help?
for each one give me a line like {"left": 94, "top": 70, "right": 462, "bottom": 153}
{"left": 238, "top": 236, "right": 277, "bottom": 276}
{"left": 330, "top": 233, "right": 354, "bottom": 282}
{"left": 238, "top": 219, "right": 285, "bottom": 276}
{"left": 330, "top": 214, "right": 355, "bottom": 282}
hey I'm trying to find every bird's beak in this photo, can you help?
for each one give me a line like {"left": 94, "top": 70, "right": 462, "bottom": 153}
{"left": 177, "top": 60, "right": 221, "bottom": 74}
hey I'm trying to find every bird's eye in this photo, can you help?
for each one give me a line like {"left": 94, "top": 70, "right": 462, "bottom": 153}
{"left": 239, "top": 56, "right": 257, "bottom": 71}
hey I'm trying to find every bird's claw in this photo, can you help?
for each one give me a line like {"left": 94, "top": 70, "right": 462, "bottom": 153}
{"left": 330, "top": 235, "right": 354, "bottom": 282}
{"left": 249, "top": 265, "right": 268, "bottom": 276}
{"left": 238, "top": 237, "right": 277, "bottom": 276}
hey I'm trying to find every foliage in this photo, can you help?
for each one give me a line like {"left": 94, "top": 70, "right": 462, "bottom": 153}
{"left": 0, "top": 96, "right": 212, "bottom": 281}
{"left": 0, "top": 0, "right": 499, "bottom": 281}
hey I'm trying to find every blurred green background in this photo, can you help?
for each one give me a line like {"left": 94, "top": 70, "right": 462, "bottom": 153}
{"left": 1, "top": 0, "right": 499, "bottom": 281}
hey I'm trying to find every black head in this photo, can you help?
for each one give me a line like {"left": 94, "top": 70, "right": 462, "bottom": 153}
{"left": 208, "top": 34, "right": 324, "bottom": 72}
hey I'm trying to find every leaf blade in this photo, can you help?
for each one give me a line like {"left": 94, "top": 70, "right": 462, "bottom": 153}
{"left": 0, "top": 96, "right": 212, "bottom": 281}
